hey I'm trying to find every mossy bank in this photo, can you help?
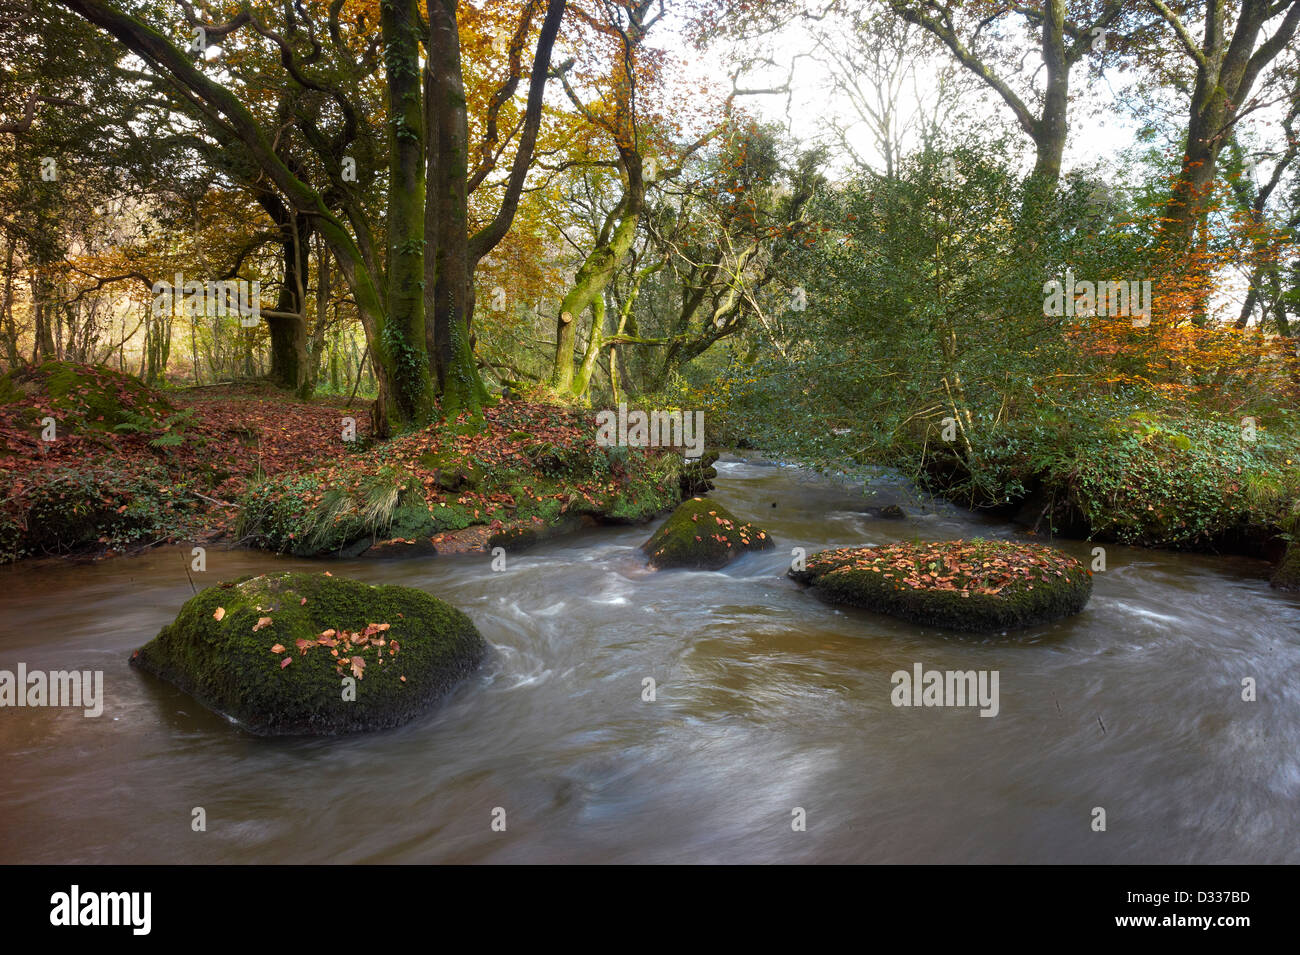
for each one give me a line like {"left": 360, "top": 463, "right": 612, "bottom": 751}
{"left": 790, "top": 538, "right": 1092, "bottom": 632}
{"left": 237, "top": 401, "right": 686, "bottom": 558}
{"left": 132, "top": 572, "right": 486, "bottom": 734}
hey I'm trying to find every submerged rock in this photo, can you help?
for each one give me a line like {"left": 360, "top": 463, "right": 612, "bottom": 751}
{"left": 641, "top": 496, "right": 774, "bottom": 569}
{"left": 790, "top": 538, "right": 1092, "bottom": 632}
{"left": 132, "top": 572, "right": 486, "bottom": 735}
{"left": 865, "top": 504, "right": 907, "bottom": 520}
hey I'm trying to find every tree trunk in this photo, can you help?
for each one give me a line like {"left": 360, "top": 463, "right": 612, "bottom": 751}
{"left": 550, "top": 184, "right": 643, "bottom": 395}
{"left": 32, "top": 269, "right": 55, "bottom": 362}
{"left": 0, "top": 238, "right": 21, "bottom": 369}
{"left": 306, "top": 234, "right": 331, "bottom": 394}
{"left": 425, "top": 0, "right": 488, "bottom": 419}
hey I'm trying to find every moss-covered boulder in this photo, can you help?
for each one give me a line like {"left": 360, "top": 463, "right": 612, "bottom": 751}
{"left": 642, "top": 496, "right": 774, "bottom": 569}
{"left": 790, "top": 538, "right": 1092, "bottom": 632}
{"left": 1272, "top": 540, "right": 1300, "bottom": 591}
{"left": 1, "top": 360, "right": 173, "bottom": 436}
{"left": 132, "top": 572, "right": 486, "bottom": 735}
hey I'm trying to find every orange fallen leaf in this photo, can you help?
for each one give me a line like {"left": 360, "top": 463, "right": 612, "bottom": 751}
{"left": 270, "top": 643, "right": 285, "bottom": 653}
{"left": 350, "top": 656, "right": 366, "bottom": 679}
{"left": 253, "top": 616, "right": 273, "bottom": 632}
{"left": 213, "top": 607, "right": 226, "bottom": 621}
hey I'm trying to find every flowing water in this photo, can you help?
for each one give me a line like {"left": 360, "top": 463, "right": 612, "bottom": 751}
{"left": 2, "top": 457, "right": 1297, "bottom": 863}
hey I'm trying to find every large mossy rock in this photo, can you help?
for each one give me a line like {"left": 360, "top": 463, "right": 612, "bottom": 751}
{"left": 642, "top": 496, "right": 773, "bottom": 569}
{"left": 132, "top": 572, "right": 486, "bottom": 735}
{"left": 1272, "top": 541, "right": 1300, "bottom": 591}
{"left": 790, "top": 538, "right": 1092, "bottom": 632}
{"left": 1, "top": 360, "right": 173, "bottom": 435}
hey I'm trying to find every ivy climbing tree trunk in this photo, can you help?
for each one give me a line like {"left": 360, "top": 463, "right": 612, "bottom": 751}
{"left": 382, "top": 0, "right": 435, "bottom": 426}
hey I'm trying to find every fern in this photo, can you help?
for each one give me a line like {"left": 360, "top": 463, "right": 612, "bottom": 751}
{"left": 112, "top": 413, "right": 151, "bottom": 434}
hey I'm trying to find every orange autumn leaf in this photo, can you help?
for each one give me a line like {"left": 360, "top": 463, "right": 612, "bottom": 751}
{"left": 253, "top": 616, "right": 273, "bottom": 632}
{"left": 213, "top": 607, "right": 226, "bottom": 621}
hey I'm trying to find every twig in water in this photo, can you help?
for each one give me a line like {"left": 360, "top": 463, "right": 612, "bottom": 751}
{"left": 182, "top": 551, "right": 197, "bottom": 595}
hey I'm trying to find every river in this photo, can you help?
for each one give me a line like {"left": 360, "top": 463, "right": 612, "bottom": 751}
{"left": 2, "top": 457, "right": 1297, "bottom": 863}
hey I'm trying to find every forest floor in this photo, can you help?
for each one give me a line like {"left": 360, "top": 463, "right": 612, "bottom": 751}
{"left": 0, "top": 361, "right": 684, "bottom": 563}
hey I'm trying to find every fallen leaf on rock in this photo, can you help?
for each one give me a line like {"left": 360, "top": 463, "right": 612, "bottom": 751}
{"left": 253, "top": 616, "right": 273, "bottom": 632}
{"left": 213, "top": 607, "right": 225, "bottom": 621}
{"left": 270, "top": 643, "right": 285, "bottom": 653}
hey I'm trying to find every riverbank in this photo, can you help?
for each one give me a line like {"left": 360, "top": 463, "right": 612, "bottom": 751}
{"left": 0, "top": 362, "right": 684, "bottom": 564}
{"left": 710, "top": 399, "right": 1300, "bottom": 582}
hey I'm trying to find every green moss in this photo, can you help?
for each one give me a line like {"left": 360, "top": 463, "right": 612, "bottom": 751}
{"left": 642, "top": 496, "right": 774, "bottom": 569}
{"left": 791, "top": 539, "right": 1092, "bottom": 632}
{"left": 388, "top": 502, "right": 438, "bottom": 540}
{"left": 600, "top": 450, "right": 683, "bottom": 523}
{"left": 680, "top": 450, "right": 720, "bottom": 496}
{"left": 0, "top": 461, "right": 199, "bottom": 561}
{"left": 233, "top": 406, "right": 691, "bottom": 560}
{"left": 417, "top": 449, "right": 483, "bottom": 490}
{"left": 1272, "top": 545, "right": 1300, "bottom": 590}
{"left": 1272, "top": 512, "right": 1300, "bottom": 591}
{"left": 39, "top": 360, "right": 172, "bottom": 431}
{"left": 428, "top": 501, "right": 474, "bottom": 531}
{"left": 132, "top": 572, "right": 487, "bottom": 735}
{"left": 237, "top": 465, "right": 428, "bottom": 556}
{"left": 0, "top": 372, "right": 21, "bottom": 406}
